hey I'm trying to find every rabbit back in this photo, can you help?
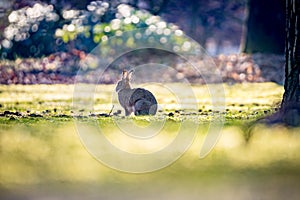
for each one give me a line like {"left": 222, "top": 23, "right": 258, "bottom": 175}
{"left": 130, "top": 88, "right": 157, "bottom": 115}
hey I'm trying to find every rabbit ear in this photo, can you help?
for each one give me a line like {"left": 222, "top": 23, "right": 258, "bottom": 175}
{"left": 127, "top": 69, "right": 134, "bottom": 80}
{"left": 122, "top": 70, "right": 128, "bottom": 79}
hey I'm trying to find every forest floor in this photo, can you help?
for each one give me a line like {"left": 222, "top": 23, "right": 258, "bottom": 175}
{"left": 1, "top": 83, "right": 300, "bottom": 200}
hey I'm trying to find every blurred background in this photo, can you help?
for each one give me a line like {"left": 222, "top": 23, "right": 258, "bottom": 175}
{"left": 0, "top": 0, "right": 246, "bottom": 57}
{"left": 0, "top": 0, "right": 285, "bottom": 85}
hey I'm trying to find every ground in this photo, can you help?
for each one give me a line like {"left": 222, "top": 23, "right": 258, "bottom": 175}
{"left": 1, "top": 83, "right": 300, "bottom": 200}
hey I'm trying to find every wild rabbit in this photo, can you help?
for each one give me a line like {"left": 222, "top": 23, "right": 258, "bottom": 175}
{"left": 115, "top": 70, "right": 157, "bottom": 116}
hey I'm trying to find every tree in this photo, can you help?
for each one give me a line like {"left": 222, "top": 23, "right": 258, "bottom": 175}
{"left": 280, "top": 0, "right": 300, "bottom": 125}
{"left": 242, "top": 0, "right": 299, "bottom": 126}
{"left": 241, "top": 0, "right": 285, "bottom": 54}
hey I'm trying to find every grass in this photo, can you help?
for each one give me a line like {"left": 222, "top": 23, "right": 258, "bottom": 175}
{"left": 0, "top": 82, "right": 282, "bottom": 118}
{"left": 1, "top": 82, "right": 300, "bottom": 200}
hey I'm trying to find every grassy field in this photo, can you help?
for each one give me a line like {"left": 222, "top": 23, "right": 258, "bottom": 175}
{"left": 1, "top": 83, "right": 300, "bottom": 200}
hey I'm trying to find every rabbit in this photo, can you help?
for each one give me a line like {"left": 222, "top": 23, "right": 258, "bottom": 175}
{"left": 115, "top": 70, "right": 157, "bottom": 116}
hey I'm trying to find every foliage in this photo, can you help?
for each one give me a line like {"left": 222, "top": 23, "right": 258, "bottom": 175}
{"left": 55, "top": 3, "right": 187, "bottom": 52}
{"left": 1, "top": 3, "right": 61, "bottom": 58}
{"left": 0, "top": 0, "right": 247, "bottom": 59}
{"left": 0, "top": 1, "right": 186, "bottom": 59}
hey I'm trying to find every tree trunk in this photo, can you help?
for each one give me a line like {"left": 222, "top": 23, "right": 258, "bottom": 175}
{"left": 241, "top": 0, "right": 285, "bottom": 54}
{"left": 263, "top": 0, "right": 300, "bottom": 126}
{"left": 280, "top": 0, "right": 300, "bottom": 126}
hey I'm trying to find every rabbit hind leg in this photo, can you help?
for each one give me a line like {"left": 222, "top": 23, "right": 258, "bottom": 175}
{"left": 134, "top": 100, "right": 152, "bottom": 116}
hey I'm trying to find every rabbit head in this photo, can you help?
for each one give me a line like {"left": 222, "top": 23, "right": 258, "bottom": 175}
{"left": 115, "top": 70, "right": 133, "bottom": 92}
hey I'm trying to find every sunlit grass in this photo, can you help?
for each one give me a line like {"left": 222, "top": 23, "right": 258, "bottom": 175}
{"left": 0, "top": 82, "right": 283, "bottom": 116}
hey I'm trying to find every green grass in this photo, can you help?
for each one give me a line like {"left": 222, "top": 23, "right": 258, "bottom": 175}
{"left": 1, "top": 83, "right": 300, "bottom": 200}
{"left": 0, "top": 82, "right": 282, "bottom": 119}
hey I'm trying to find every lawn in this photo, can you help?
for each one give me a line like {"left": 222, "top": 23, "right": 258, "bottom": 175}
{"left": 1, "top": 82, "right": 300, "bottom": 200}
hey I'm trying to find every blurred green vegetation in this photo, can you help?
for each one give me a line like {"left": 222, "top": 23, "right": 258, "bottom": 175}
{"left": 1, "top": 1, "right": 246, "bottom": 59}
{"left": 1, "top": 2, "right": 187, "bottom": 59}
{"left": 1, "top": 83, "right": 300, "bottom": 199}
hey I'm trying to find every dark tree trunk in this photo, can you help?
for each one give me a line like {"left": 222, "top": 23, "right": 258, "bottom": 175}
{"left": 242, "top": 0, "right": 285, "bottom": 54}
{"left": 280, "top": 0, "right": 300, "bottom": 125}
